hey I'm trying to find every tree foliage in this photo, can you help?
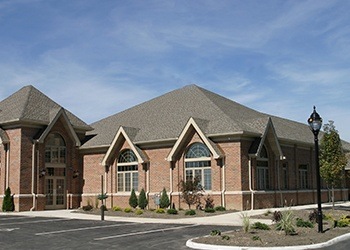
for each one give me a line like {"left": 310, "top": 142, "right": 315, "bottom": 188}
{"left": 2, "top": 187, "right": 14, "bottom": 212}
{"left": 159, "top": 187, "right": 170, "bottom": 209}
{"left": 129, "top": 188, "right": 138, "bottom": 208}
{"left": 319, "top": 121, "right": 348, "bottom": 188}
{"left": 138, "top": 188, "right": 148, "bottom": 209}
{"left": 178, "top": 177, "right": 203, "bottom": 209}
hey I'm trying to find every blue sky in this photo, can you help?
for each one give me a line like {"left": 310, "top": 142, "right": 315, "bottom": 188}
{"left": 1, "top": 0, "right": 350, "bottom": 141}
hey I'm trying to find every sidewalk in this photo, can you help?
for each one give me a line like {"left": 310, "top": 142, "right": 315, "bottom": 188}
{"left": 4, "top": 201, "right": 350, "bottom": 226}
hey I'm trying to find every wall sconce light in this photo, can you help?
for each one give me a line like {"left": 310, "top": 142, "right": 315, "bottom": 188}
{"left": 73, "top": 170, "right": 79, "bottom": 179}
{"left": 39, "top": 168, "right": 46, "bottom": 178}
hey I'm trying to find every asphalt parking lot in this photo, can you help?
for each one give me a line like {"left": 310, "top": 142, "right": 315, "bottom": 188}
{"left": 0, "top": 215, "right": 235, "bottom": 249}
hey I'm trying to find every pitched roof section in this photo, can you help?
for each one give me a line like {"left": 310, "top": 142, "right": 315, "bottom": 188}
{"left": 0, "top": 85, "right": 92, "bottom": 131}
{"left": 81, "top": 85, "right": 347, "bottom": 149}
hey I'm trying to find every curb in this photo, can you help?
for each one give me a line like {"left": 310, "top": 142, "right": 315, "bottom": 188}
{"left": 186, "top": 232, "right": 350, "bottom": 250}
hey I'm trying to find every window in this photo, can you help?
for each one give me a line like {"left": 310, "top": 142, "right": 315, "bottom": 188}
{"left": 45, "top": 133, "right": 66, "bottom": 164}
{"left": 185, "top": 143, "right": 211, "bottom": 190}
{"left": 281, "top": 163, "right": 288, "bottom": 189}
{"left": 299, "top": 164, "right": 309, "bottom": 189}
{"left": 116, "top": 149, "right": 138, "bottom": 192}
{"left": 257, "top": 146, "right": 269, "bottom": 190}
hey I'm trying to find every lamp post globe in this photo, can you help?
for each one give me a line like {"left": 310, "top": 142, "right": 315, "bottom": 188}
{"left": 307, "top": 106, "right": 323, "bottom": 233}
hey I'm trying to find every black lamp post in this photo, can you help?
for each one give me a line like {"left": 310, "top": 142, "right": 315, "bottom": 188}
{"left": 307, "top": 106, "right": 323, "bottom": 233}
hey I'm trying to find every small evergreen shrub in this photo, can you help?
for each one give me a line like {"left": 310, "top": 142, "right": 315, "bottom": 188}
{"left": 2, "top": 187, "right": 14, "bottom": 212}
{"left": 82, "top": 204, "right": 93, "bottom": 211}
{"left": 204, "top": 208, "right": 215, "bottom": 213}
{"left": 337, "top": 216, "right": 350, "bottom": 227}
{"left": 124, "top": 207, "right": 133, "bottom": 213}
{"left": 252, "top": 235, "right": 262, "bottom": 242}
{"left": 112, "top": 206, "right": 122, "bottom": 211}
{"left": 185, "top": 209, "right": 196, "bottom": 216}
{"left": 210, "top": 229, "right": 221, "bottom": 236}
{"left": 167, "top": 208, "right": 178, "bottom": 215}
{"left": 159, "top": 188, "right": 170, "bottom": 209}
{"left": 215, "top": 206, "right": 226, "bottom": 211}
{"left": 138, "top": 188, "right": 148, "bottom": 209}
{"left": 296, "top": 218, "right": 314, "bottom": 228}
{"left": 155, "top": 208, "right": 165, "bottom": 214}
{"left": 129, "top": 189, "right": 138, "bottom": 208}
{"left": 252, "top": 221, "right": 270, "bottom": 230}
{"left": 221, "top": 235, "right": 230, "bottom": 240}
{"left": 135, "top": 209, "right": 143, "bottom": 215}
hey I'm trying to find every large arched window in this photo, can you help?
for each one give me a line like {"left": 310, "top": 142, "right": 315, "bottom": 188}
{"left": 45, "top": 133, "right": 66, "bottom": 164}
{"left": 257, "top": 145, "right": 269, "bottom": 190}
{"left": 116, "top": 149, "right": 138, "bottom": 192}
{"left": 185, "top": 142, "right": 211, "bottom": 190}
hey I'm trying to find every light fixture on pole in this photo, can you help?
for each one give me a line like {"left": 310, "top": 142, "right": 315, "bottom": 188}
{"left": 307, "top": 106, "right": 323, "bottom": 233}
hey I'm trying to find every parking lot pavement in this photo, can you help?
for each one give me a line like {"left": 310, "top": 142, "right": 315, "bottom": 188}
{"left": 0, "top": 215, "right": 235, "bottom": 249}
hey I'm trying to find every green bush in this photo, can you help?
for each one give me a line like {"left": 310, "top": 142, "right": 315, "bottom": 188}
{"left": 124, "top": 207, "right": 133, "bottom": 213}
{"left": 135, "top": 209, "right": 143, "bottom": 215}
{"left": 204, "top": 208, "right": 216, "bottom": 213}
{"left": 221, "top": 235, "right": 230, "bottom": 240}
{"left": 129, "top": 189, "right": 138, "bottom": 208}
{"left": 337, "top": 216, "right": 350, "bottom": 227}
{"left": 215, "top": 206, "right": 226, "bottom": 211}
{"left": 167, "top": 208, "right": 178, "bottom": 215}
{"left": 275, "top": 209, "right": 296, "bottom": 235}
{"left": 82, "top": 204, "right": 93, "bottom": 211}
{"left": 185, "top": 209, "right": 196, "bottom": 216}
{"left": 155, "top": 208, "right": 165, "bottom": 214}
{"left": 296, "top": 218, "right": 314, "bottom": 228}
{"left": 210, "top": 229, "right": 221, "bottom": 236}
{"left": 112, "top": 206, "right": 122, "bottom": 211}
{"left": 241, "top": 212, "right": 250, "bottom": 233}
{"left": 252, "top": 222, "right": 270, "bottom": 230}
{"left": 159, "top": 188, "right": 170, "bottom": 209}
{"left": 2, "top": 187, "right": 14, "bottom": 212}
{"left": 138, "top": 188, "right": 148, "bottom": 209}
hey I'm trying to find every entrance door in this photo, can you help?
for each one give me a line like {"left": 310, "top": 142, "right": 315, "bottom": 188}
{"left": 45, "top": 177, "right": 66, "bottom": 209}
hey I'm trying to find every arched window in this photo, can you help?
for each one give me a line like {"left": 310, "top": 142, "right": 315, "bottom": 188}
{"left": 257, "top": 145, "right": 269, "bottom": 190}
{"left": 116, "top": 149, "right": 138, "bottom": 192}
{"left": 45, "top": 133, "right": 66, "bottom": 164}
{"left": 185, "top": 142, "right": 211, "bottom": 190}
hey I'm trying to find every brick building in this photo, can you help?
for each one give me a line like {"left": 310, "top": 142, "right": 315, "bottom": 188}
{"left": 1, "top": 85, "right": 349, "bottom": 211}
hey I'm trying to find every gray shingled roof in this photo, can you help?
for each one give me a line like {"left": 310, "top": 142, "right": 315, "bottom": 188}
{"left": 83, "top": 85, "right": 350, "bottom": 150}
{"left": 0, "top": 85, "right": 92, "bottom": 131}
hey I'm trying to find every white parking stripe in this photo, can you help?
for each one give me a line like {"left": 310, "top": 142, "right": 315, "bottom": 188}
{"left": 0, "top": 218, "right": 71, "bottom": 226}
{"left": 36, "top": 222, "right": 137, "bottom": 236}
{"left": 94, "top": 224, "right": 199, "bottom": 241}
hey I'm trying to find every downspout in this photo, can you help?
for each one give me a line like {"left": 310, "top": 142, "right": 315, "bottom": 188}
{"left": 169, "top": 162, "right": 173, "bottom": 207}
{"left": 248, "top": 156, "right": 254, "bottom": 210}
{"left": 30, "top": 142, "right": 37, "bottom": 211}
{"left": 221, "top": 157, "right": 226, "bottom": 208}
{"left": 276, "top": 158, "right": 282, "bottom": 207}
{"left": 5, "top": 144, "right": 10, "bottom": 188}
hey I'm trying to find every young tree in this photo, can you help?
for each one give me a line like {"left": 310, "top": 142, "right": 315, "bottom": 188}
{"left": 2, "top": 187, "right": 14, "bottom": 212}
{"left": 319, "top": 121, "right": 348, "bottom": 207}
{"left": 129, "top": 189, "right": 138, "bottom": 208}
{"left": 138, "top": 188, "right": 148, "bottom": 209}
{"left": 178, "top": 177, "right": 203, "bottom": 209}
{"left": 159, "top": 187, "right": 170, "bottom": 209}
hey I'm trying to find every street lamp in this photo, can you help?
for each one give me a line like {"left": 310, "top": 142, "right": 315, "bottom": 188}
{"left": 307, "top": 106, "right": 323, "bottom": 233}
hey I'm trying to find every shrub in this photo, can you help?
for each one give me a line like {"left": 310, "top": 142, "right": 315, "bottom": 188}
{"left": 135, "top": 209, "right": 143, "bottom": 215}
{"left": 296, "top": 218, "right": 314, "bottom": 228}
{"left": 337, "top": 216, "right": 350, "bottom": 227}
{"left": 112, "top": 206, "right": 122, "bottom": 211}
{"left": 204, "top": 208, "right": 215, "bottom": 213}
{"left": 159, "top": 188, "right": 170, "bottom": 209}
{"left": 241, "top": 213, "right": 250, "bottom": 233}
{"left": 275, "top": 209, "right": 296, "bottom": 235}
{"left": 124, "top": 207, "right": 133, "bottom": 213}
{"left": 155, "top": 208, "right": 165, "bottom": 214}
{"left": 252, "top": 222, "right": 270, "bottom": 230}
{"left": 264, "top": 210, "right": 272, "bottom": 216}
{"left": 272, "top": 210, "right": 282, "bottom": 222}
{"left": 215, "top": 206, "right": 226, "bottom": 211}
{"left": 185, "top": 209, "right": 196, "bottom": 216}
{"left": 129, "top": 189, "right": 138, "bottom": 208}
{"left": 252, "top": 235, "right": 262, "bottom": 243}
{"left": 204, "top": 195, "right": 214, "bottom": 209}
{"left": 221, "top": 235, "right": 230, "bottom": 240}
{"left": 2, "top": 187, "right": 14, "bottom": 212}
{"left": 138, "top": 188, "right": 148, "bottom": 209}
{"left": 324, "top": 213, "right": 334, "bottom": 221}
{"left": 210, "top": 229, "right": 221, "bottom": 236}
{"left": 167, "top": 208, "right": 178, "bottom": 215}
{"left": 82, "top": 204, "right": 93, "bottom": 211}
{"left": 308, "top": 209, "right": 318, "bottom": 223}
